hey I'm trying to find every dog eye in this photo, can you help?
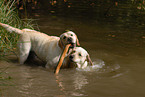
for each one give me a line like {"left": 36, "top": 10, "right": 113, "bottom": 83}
{"left": 72, "top": 51, "right": 76, "bottom": 53}
{"left": 71, "top": 34, "right": 73, "bottom": 36}
{"left": 79, "top": 53, "right": 82, "bottom": 57}
{"left": 63, "top": 36, "right": 66, "bottom": 39}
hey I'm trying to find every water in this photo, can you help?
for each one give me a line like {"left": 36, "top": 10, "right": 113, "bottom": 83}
{"left": 1, "top": 0, "right": 145, "bottom": 97}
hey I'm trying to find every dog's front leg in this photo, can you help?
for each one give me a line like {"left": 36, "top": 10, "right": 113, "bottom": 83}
{"left": 45, "top": 62, "right": 52, "bottom": 69}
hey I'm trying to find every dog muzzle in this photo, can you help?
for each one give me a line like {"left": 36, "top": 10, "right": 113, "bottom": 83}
{"left": 70, "top": 43, "right": 76, "bottom": 48}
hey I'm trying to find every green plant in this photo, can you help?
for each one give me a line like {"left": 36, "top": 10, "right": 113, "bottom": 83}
{"left": 0, "top": 0, "right": 33, "bottom": 58}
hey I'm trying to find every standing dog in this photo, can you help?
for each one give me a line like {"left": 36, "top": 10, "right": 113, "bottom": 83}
{"left": 0, "top": 23, "right": 80, "bottom": 68}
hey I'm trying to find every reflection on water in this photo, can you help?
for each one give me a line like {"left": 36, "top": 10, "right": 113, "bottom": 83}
{"left": 73, "top": 73, "right": 88, "bottom": 90}
{"left": 17, "top": 67, "right": 34, "bottom": 96}
{"left": 56, "top": 72, "right": 89, "bottom": 96}
{"left": 1, "top": 0, "right": 145, "bottom": 97}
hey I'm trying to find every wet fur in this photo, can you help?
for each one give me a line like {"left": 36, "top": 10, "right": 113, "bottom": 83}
{"left": 0, "top": 23, "right": 80, "bottom": 68}
{"left": 65, "top": 47, "right": 93, "bottom": 69}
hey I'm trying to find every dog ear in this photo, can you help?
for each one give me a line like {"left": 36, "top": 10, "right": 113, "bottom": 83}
{"left": 75, "top": 34, "right": 80, "bottom": 46}
{"left": 86, "top": 55, "right": 93, "bottom": 66}
{"left": 67, "top": 48, "right": 73, "bottom": 55}
{"left": 77, "top": 38, "right": 80, "bottom": 46}
{"left": 58, "top": 40, "right": 64, "bottom": 50}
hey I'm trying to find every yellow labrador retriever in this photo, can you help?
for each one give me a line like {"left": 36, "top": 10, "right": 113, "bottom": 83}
{"left": 64, "top": 47, "right": 93, "bottom": 69}
{"left": 0, "top": 23, "right": 80, "bottom": 68}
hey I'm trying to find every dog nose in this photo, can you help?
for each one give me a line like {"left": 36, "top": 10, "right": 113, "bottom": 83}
{"left": 69, "top": 55, "right": 74, "bottom": 59}
{"left": 68, "top": 37, "right": 72, "bottom": 42}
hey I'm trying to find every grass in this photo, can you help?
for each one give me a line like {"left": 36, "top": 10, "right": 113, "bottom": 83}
{"left": 0, "top": 0, "right": 35, "bottom": 91}
{"left": 0, "top": 0, "right": 34, "bottom": 59}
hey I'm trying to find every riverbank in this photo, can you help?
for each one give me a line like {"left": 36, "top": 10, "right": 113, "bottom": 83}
{"left": 0, "top": 1, "right": 35, "bottom": 94}
{"left": 0, "top": 0, "right": 33, "bottom": 59}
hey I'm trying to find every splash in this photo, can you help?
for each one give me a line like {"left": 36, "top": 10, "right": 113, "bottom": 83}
{"left": 76, "top": 59, "right": 105, "bottom": 71}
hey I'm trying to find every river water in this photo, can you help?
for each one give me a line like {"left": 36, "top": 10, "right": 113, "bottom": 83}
{"left": 1, "top": 0, "right": 145, "bottom": 97}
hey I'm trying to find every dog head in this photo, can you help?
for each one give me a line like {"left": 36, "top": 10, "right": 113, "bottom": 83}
{"left": 59, "top": 31, "right": 80, "bottom": 48}
{"left": 68, "top": 47, "right": 93, "bottom": 69}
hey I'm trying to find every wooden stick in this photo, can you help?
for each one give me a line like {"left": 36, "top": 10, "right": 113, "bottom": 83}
{"left": 55, "top": 44, "right": 71, "bottom": 75}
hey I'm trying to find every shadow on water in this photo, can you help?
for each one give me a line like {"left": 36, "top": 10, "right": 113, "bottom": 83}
{"left": 1, "top": 0, "right": 145, "bottom": 97}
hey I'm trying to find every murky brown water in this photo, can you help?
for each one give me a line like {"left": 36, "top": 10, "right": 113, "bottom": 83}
{"left": 1, "top": 1, "right": 145, "bottom": 97}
